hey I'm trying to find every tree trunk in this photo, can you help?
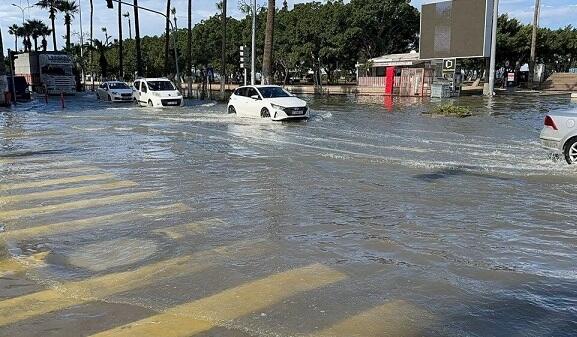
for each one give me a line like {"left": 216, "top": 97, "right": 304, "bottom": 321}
{"left": 118, "top": 1, "right": 123, "bottom": 79}
{"left": 51, "top": 12, "right": 57, "bottom": 51}
{"left": 90, "top": 0, "right": 94, "bottom": 90}
{"left": 262, "top": 0, "right": 275, "bottom": 84}
{"left": 34, "top": 38, "right": 38, "bottom": 51}
{"left": 165, "top": 0, "right": 171, "bottom": 75}
{"left": 134, "top": 0, "right": 143, "bottom": 76}
{"left": 14, "top": 36, "right": 18, "bottom": 51}
{"left": 220, "top": 0, "right": 227, "bottom": 96}
{"left": 66, "top": 16, "right": 71, "bottom": 50}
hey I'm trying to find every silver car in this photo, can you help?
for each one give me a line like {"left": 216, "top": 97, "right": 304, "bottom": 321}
{"left": 540, "top": 110, "right": 577, "bottom": 164}
{"left": 96, "top": 81, "right": 134, "bottom": 102}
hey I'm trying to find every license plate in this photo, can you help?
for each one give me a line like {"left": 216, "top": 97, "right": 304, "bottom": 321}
{"left": 167, "top": 101, "right": 178, "bottom": 105}
{"left": 292, "top": 110, "right": 304, "bottom": 115}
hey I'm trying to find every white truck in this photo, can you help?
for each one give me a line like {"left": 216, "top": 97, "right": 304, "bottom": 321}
{"left": 13, "top": 52, "right": 76, "bottom": 95}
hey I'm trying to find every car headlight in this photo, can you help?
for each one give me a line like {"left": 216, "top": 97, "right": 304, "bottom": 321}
{"left": 271, "top": 103, "right": 285, "bottom": 111}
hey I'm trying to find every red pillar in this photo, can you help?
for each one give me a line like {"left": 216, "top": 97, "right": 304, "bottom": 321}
{"left": 385, "top": 67, "right": 395, "bottom": 95}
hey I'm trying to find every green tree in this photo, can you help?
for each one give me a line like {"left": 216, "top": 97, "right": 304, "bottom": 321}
{"left": 36, "top": 0, "right": 60, "bottom": 51}
{"left": 58, "top": 0, "right": 79, "bottom": 51}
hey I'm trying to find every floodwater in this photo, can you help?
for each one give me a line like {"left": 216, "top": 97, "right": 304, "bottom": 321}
{"left": 1, "top": 92, "right": 576, "bottom": 337}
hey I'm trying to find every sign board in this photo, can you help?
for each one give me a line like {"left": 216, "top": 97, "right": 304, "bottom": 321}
{"left": 442, "top": 58, "right": 456, "bottom": 72}
{"left": 507, "top": 72, "right": 515, "bottom": 82}
{"left": 420, "top": 0, "right": 494, "bottom": 59}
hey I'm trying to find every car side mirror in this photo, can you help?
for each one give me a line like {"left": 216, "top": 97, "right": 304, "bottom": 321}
{"left": 251, "top": 95, "right": 260, "bottom": 100}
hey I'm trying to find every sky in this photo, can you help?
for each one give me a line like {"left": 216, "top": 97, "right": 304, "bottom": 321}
{"left": 1, "top": 0, "right": 576, "bottom": 53}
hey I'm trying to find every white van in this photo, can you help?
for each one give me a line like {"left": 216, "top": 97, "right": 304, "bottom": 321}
{"left": 132, "top": 78, "right": 184, "bottom": 107}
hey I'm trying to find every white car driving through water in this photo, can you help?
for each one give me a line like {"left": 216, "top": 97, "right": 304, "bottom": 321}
{"left": 227, "top": 85, "right": 309, "bottom": 121}
{"left": 540, "top": 110, "right": 577, "bottom": 164}
{"left": 96, "top": 81, "right": 134, "bottom": 102}
{"left": 133, "top": 78, "right": 184, "bottom": 107}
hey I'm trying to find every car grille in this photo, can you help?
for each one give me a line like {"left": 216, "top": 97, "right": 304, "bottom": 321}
{"left": 283, "top": 107, "right": 308, "bottom": 116}
{"left": 161, "top": 99, "right": 182, "bottom": 107}
{"left": 121, "top": 93, "right": 132, "bottom": 97}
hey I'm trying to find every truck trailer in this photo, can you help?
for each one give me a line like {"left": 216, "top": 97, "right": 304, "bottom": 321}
{"left": 13, "top": 51, "right": 76, "bottom": 95}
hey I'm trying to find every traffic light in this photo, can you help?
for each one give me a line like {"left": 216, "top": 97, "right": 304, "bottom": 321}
{"left": 106, "top": 0, "right": 113, "bottom": 9}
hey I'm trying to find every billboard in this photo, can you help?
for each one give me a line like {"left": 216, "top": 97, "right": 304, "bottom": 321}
{"left": 420, "top": 0, "right": 494, "bottom": 59}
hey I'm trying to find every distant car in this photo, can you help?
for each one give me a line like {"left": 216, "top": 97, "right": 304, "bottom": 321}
{"left": 96, "top": 81, "right": 133, "bottom": 102}
{"left": 227, "top": 85, "right": 309, "bottom": 121}
{"left": 132, "top": 78, "right": 183, "bottom": 107}
{"left": 540, "top": 111, "right": 577, "bottom": 164}
{"left": 7, "top": 76, "right": 31, "bottom": 101}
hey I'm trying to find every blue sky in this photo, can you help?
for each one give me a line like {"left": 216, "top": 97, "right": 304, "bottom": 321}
{"left": 1, "top": 0, "right": 576, "bottom": 52}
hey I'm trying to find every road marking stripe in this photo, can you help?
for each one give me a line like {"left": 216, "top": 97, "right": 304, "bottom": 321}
{"left": 4, "top": 166, "right": 104, "bottom": 180}
{"left": 0, "top": 191, "right": 159, "bottom": 220}
{"left": 89, "top": 264, "right": 346, "bottom": 337}
{"left": 0, "top": 173, "right": 116, "bottom": 191}
{"left": 3, "top": 203, "right": 189, "bottom": 241}
{"left": 311, "top": 300, "right": 432, "bottom": 337}
{"left": 0, "top": 181, "right": 138, "bottom": 204}
{"left": 0, "top": 241, "right": 269, "bottom": 326}
{"left": 2, "top": 160, "right": 86, "bottom": 171}
{"left": 153, "top": 218, "right": 226, "bottom": 240}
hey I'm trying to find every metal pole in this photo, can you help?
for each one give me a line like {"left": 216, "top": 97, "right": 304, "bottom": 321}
{"left": 487, "top": 0, "right": 499, "bottom": 96}
{"left": 529, "top": 0, "right": 540, "bottom": 89}
{"left": 221, "top": 0, "right": 227, "bottom": 97}
{"left": 173, "top": 12, "right": 180, "bottom": 84}
{"left": 79, "top": 0, "right": 85, "bottom": 89}
{"left": 8, "top": 49, "right": 17, "bottom": 105}
{"left": 251, "top": 0, "right": 256, "bottom": 85}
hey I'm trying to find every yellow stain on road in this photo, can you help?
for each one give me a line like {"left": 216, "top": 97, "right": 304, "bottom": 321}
{"left": 312, "top": 300, "right": 433, "bottom": 337}
{"left": 2, "top": 203, "right": 189, "bottom": 241}
{"left": 153, "top": 218, "right": 227, "bottom": 240}
{"left": 89, "top": 264, "right": 347, "bottom": 337}
{"left": 0, "top": 191, "right": 159, "bottom": 220}
{"left": 0, "top": 181, "right": 138, "bottom": 205}
{"left": 0, "top": 173, "right": 116, "bottom": 191}
{"left": 0, "top": 252, "right": 50, "bottom": 277}
{"left": 0, "top": 241, "right": 268, "bottom": 327}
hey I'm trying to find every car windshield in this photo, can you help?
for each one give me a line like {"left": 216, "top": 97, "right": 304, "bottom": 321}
{"left": 257, "top": 86, "right": 291, "bottom": 98}
{"left": 109, "top": 82, "right": 130, "bottom": 89}
{"left": 147, "top": 81, "right": 176, "bottom": 91}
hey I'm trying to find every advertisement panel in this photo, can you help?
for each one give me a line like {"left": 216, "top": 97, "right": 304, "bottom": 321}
{"left": 420, "top": 0, "right": 494, "bottom": 59}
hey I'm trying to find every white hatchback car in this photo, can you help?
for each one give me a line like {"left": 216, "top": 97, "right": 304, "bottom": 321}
{"left": 133, "top": 78, "right": 184, "bottom": 107}
{"left": 540, "top": 110, "right": 577, "bottom": 164}
{"left": 96, "top": 81, "right": 134, "bottom": 102}
{"left": 227, "top": 85, "right": 309, "bottom": 121}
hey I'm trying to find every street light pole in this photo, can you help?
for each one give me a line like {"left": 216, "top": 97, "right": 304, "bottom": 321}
{"left": 251, "top": 0, "right": 256, "bottom": 85}
{"left": 11, "top": 3, "right": 33, "bottom": 25}
{"left": 487, "top": 0, "right": 499, "bottom": 96}
{"left": 529, "top": 0, "right": 541, "bottom": 89}
{"left": 109, "top": 0, "right": 180, "bottom": 81}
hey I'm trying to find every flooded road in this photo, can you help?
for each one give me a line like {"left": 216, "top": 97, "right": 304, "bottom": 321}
{"left": 1, "top": 93, "right": 576, "bottom": 336}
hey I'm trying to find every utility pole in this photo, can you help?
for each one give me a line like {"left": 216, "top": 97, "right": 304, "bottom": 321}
{"left": 79, "top": 0, "right": 85, "bottom": 89}
{"left": 221, "top": 0, "right": 227, "bottom": 97}
{"left": 487, "top": 0, "right": 499, "bottom": 96}
{"left": 118, "top": 0, "right": 123, "bottom": 79}
{"left": 251, "top": 0, "right": 256, "bottom": 85}
{"left": 529, "top": 0, "right": 541, "bottom": 90}
{"left": 123, "top": 12, "right": 132, "bottom": 40}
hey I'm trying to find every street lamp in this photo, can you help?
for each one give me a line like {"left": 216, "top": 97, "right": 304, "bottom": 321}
{"left": 11, "top": 3, "right": 34, "bottom": 25}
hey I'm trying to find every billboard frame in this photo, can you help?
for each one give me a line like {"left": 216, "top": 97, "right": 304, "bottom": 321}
{"left": 418, "top": 0, "right": 494, "bottom": 60}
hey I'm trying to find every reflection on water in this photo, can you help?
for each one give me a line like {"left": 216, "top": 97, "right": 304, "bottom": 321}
{"left": 1, "top": 92, "right": 576, "bottom": 336}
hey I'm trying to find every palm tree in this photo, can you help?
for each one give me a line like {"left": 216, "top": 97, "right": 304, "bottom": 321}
{"left": 58, "top": 0, "right": 79, "bottom": 51}
{"left": 8, "top": 24, "right": 20, "bottom": 51}
{"left": 134, "top": 0, "right": 143, "bottom": 76}
{"left": 21, "top": 21, "right": 33, "bottom": 52}
{"left": 89, "top": 0, "right": 94, "bottom": 89}
{"left": 88, "top": 38, "right": 111, "bottom": 79}
{"left": 39, "top": 25, "right": 52, "bottom": 51}
{"left": 26, "top": 19, "right": 46, "bottom": 51}
{"left": 36, "top": 0, "right": 59, "bottom": 51}
{"left": 262, "top": 0, "right": 275, "bottom": 84}
{"left": 164, "top": 0, "right": 171, "bottom": 75}
{"left": 117, "top": 0, "right": 123, "bottom": 79}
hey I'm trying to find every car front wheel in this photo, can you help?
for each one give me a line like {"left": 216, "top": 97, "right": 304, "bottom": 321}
{"left": 564, "top": 138, "right": 577, "bottom": 164}
{"left": 261, "top": 107, "right": 270, "bottom": 118}
{"left": 148, "top": 100, "right": 154, "bottom": 107}
{"left": 228, "top": 105, "right": 236, "bottom": 114}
